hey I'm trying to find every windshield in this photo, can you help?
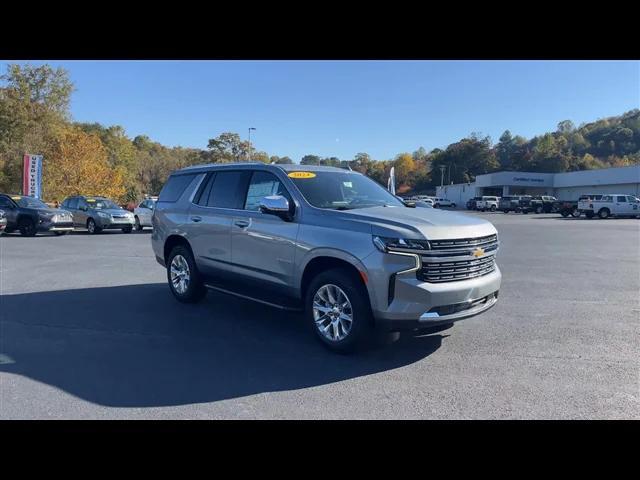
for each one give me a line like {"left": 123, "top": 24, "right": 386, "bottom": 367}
{"left": 288, "top": 171, "right": 404, "bottom": 210}
{"left": 87, "top": 198, "right": 119, "bottom": 209}
{"left": 15, "top": 196, "right": 49, "bottom": 209}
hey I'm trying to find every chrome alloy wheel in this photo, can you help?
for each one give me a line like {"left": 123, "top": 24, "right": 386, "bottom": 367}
{"left": 170, "top": 254, "right": 191, "bottom": 295}
{"left": 313, "top": 284, "right": 353, "bottom": 342}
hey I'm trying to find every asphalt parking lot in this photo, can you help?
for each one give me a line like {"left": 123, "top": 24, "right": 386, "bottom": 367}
{"left": 0, "top": 212, "right": 638, "bottom": 419}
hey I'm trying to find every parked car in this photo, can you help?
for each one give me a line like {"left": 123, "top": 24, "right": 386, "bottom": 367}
{"left": 476, "top": 196, "right": 500, "bottom": 212}
{"left": 0, "top": 194, "right": 74, "bottom": 236}
{"left": 466, "top": 197, "right": 482, "bottom": 210}
{"left": 0, "top": 209, "right": 6, "bottom": 235}
{"left": 530, "top": 195, "right": 557, "bottom": 214}
{"left": 432, "top": 197, "right": 456, "bottom": 208}
{"left": 61, "top": 195, "right": 135, "bottom": 234}
{"left": 152, "top": 163, "right": 501, "bottom": 353}
{"left": 578, "top": 194, "right": 640, "bottom": 219}
{"left": 499, "top": 195, "right": 532, "bottom": 213}
{"left": 133, "top": 198, "right": 157, "bottom": 231}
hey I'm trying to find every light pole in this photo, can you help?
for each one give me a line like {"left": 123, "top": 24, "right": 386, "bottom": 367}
{"left": 439, "top": 165, "right": 446, "bottom": 187}
{"left": 248, "top": 127, "right": 256, "bottom": 162}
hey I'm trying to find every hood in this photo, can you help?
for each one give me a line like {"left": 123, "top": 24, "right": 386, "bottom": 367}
{"left": 339, "top": 206, "right": 497, "bottom": 240}
{"left": 96, "top": 208, "right": 129, "bottom": 215}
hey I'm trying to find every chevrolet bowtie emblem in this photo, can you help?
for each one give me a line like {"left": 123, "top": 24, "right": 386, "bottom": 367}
{"left": 472, "top": 247, "right": 485, "bottom": 258}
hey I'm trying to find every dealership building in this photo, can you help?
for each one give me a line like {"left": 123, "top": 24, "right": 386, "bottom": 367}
{"left": 435, "top": 165, "right": 640, "bottom": 205}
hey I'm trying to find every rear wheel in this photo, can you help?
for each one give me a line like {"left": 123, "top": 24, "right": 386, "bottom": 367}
{"left": 585, "top": 211, "right": 595, "bottom": 219}
{"left": 135, "top": 216, "right": 143, "bottom": 231}
{"left": 490, "top": 205, "right": 496, "bottom": 212}
{"left": 571, "top": 209, "right": 581, "bottom": 218}
{"left": 19, "top": 218, "right": 37, "bottom": 237}
{"left": 167, "top": 245, "right": 207, "bottom": 303}
{"left": 535, "top": 206, "right": 543, "bottom": 214}
{"left": 598, "top": 208, "right": 610, "bottom": 219}
{"left": 305, "top": 268, "right": 373, "bottom": 353}
{"left": 561, "top": 210, "right": 570, "bottom": 218}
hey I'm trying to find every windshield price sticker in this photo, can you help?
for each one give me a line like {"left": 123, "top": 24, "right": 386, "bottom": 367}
{"left": 288, "top": 172, "right": 316, "bottom": 179}
{"left": 11, "top": 196, "right": 22, "bottom": 200}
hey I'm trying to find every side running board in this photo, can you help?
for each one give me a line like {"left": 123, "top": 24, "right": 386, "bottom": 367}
{"left": 204, "top": 284, "right": 303, "bottom": 312}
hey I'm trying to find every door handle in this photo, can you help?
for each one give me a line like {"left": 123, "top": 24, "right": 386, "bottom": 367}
{"left": 234, "top": 220, "right": 250, "bottom": 228}
{"left": 191, "top": 216, "right": 202, "bottom": 223}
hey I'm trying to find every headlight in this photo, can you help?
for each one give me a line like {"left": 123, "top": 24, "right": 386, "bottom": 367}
{"left": 97, "top": 211, "right": 110, "bottom": 218}
{"left": 373, "top": 236, "right": 430, "bottom": 252}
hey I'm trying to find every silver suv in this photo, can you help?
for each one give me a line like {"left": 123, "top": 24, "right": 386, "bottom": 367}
{"left": 152, "top": 164, "right": 501, "bottom": 352}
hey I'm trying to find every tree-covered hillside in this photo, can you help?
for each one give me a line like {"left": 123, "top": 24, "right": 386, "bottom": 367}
{"left": 1, "top": 63, "right": 638, "bottom": 201}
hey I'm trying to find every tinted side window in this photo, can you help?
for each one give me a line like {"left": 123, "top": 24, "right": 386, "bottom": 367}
{"left": 207, "top": 171, "right": 250, "bottom": 209}
{"left": 244, "top": 171, "right": 291, "bottom": 211}
{"left": 194, "top": 173, "right": 215, "bottom": 206}
{"left": 616, "top": 196, "right": 627, "bottom": 202}
{"left": 159, "top": 173, "right": 197, "bottom": 202}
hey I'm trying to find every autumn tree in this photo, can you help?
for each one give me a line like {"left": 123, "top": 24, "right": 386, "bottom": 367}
{"left": 44, "top": 126, "right": 126, "bottom": 202}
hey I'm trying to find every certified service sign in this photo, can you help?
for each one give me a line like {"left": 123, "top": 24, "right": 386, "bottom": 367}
{"left": 22, "top": 154, "right": 43, "bottom": 198}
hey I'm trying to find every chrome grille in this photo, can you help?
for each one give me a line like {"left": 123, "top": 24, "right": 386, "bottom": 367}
{"left": 418, "top": 234, "right": 498, "bottom": 283}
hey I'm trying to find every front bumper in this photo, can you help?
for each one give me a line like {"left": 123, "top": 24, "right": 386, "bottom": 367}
{"left": 37, "top": 220, "right": 74, "bottom": 232}
{"left": 97, "top": 218, "right": 135, "bottom": 229}
{"left": 363, "top": 248, "right": 502, "bottom": 331}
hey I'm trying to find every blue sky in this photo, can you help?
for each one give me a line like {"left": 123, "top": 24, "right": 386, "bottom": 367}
{"left": 3, "top": 60, "right": 639, "bottom": 161}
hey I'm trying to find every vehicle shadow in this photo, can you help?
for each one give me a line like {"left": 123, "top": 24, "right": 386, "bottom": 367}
{"left": 0, "top": 284, "right": 444, "bottom": 408}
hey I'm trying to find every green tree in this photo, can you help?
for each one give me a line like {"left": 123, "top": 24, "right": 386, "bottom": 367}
{"left": 207, "top": 132, "right": 250, "bottom": 162}
{"left": 300, "top": 154, "right": 321, "bottom": 165}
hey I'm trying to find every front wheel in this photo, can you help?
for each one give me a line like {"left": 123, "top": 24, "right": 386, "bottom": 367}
{"left": 87, "top": 218, "right": 101, "bottom": 234}
{"left": 451, "top": 203, "right": 456, "bottom": 208}
{"left": 585, "top": 211, "right": 595, "bottom": 219}
{"left": 571, "top": 209, "right": 581, "bottom": 218}
{"left": 167, "top": 245, "right": 207, "bottom": 303}
{"left": 305, "top": 268, "right": 373, "bottom": 353}
{"left": 561, "top": 210, "right": 570, "bottom": 218}
{"left": 535, "top": 206, "right": 543, "bottom": 214}
{"left": 490, "top": 205, "right": 496, "bottom": 212}
{"left": 134, "top": 216, "right": 143, "bottom": 231}
{"left": 19, "top": 218, "right": 37, "bottom": 237}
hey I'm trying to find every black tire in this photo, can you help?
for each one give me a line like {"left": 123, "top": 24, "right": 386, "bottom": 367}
{"left": 561, "top": 210, "right": 570, "bottom": 218}
{"left": 122, "top": 225, "right": 133, "bottom": 233}
{"left": 502, "top": 210, "right": 509, "bottom": 214}
{"left": 535, "top": 206, "right": 543, "bottom": 214}
{"left": 54, "top": 231, "right": 69, "bottom": 236}
{"left": 134, "top": 216, "right": 143, "bottom": 231}
{"left": 434, "top": 204, "right": 440, "bottom": 208}
{"left": 87, "top": 218, "right": 101, "bottom": 234}
{"left": 451, "top": 203, "right": 456, "bottom": 208}
{"left": 166, "top": 244, "right": 207, "bottom": 303}
{"left": 305, "top": 268, "right": 373, "bottom": 354}
{"left": 19, "top": 218, "right": 37, "bottom": 237}
{"left": 585, "top": 211, "right": 595, "bottom": 219}
{"left": 490, "top": 205, "right": 496, "bottom": 212}
{"left": 598, "top": 208, "right": 610, "bottom": 219}
{"left": 571, "top": 209, "right": 581, "bottom": 218}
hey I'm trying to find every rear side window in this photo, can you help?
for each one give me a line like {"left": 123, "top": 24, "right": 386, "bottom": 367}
{"left": 194, "top": 173, "right": 215, "bottom": 206}
{"left": 159, "top": 173, "right": 197, "bottom": 202}
{"left": 207, "top": 171, "right": 250, "bottom": 209}
{"left": 616, "top": 196, "right": 627, "bottom": 202}
{"left": 67, "top": 197, "right": 78, "bottom": 209}
{"left": 0, "top": 196, "right": 14, "bottom": 208}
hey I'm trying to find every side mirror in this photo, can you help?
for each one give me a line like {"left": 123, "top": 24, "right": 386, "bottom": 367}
{"left": 259, "top": 195, "right": 292, "bottom": 221}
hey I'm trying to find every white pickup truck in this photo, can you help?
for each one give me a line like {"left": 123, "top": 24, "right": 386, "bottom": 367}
{"left": 578, "top": 194, "right": 640, "bottom": 219}
{"left": 475, "top": 196, "right": 500, "bottom": 212}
